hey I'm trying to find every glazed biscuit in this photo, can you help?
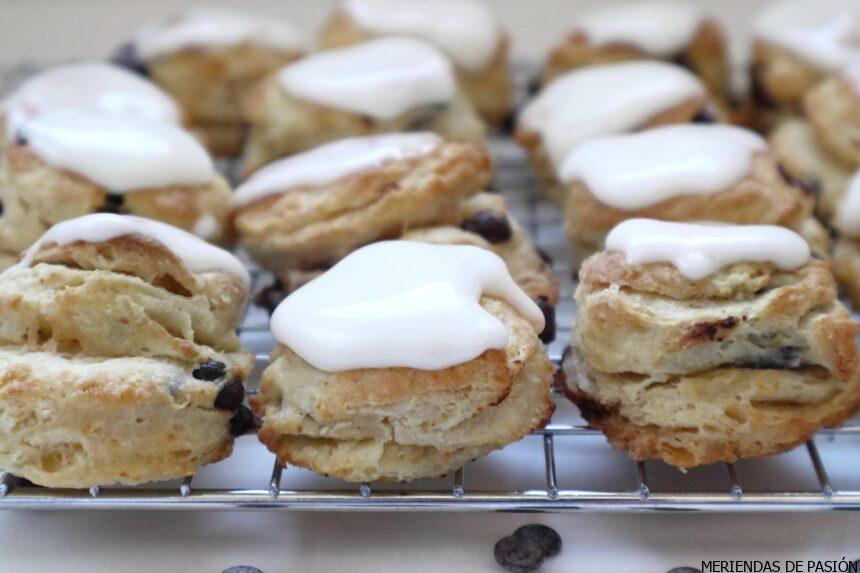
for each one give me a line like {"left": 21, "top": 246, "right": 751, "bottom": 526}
{"left": 804, "top": 72, "right": 860, "bottom": 170}
{"left": 563, "top": 221, "right": 859, "bottom": 468}
{"left": 118, "top": 7, "right": 307, "bottom": 156}
{"left": 0, "top": 214, "right": 254, "bottom": 487}
{"left": 515, "top": 61, "right": 709, "bottom": 204}
{"left": 0, "top": 112, "right": 232, "bottom": 268}
{"left": 318, "top": 0, "right": 512, "bottom": 124}
{"left": 253, "top": 242, "right": 553, "bottom": 482}
{"left": 541, "top": 1, "right": 731, "bottom": 104}
{"left": 240, "top": 37, "right": 486, "bottom": 176}
{"left": 232, "top": 134, "right": 492, "bottom": 272}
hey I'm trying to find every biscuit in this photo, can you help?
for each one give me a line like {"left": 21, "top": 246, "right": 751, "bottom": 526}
{"left": 804, "top": 74, "right": 860, "bottom": 170}
{"left": 0, "top": 217, "right": 254, "bottom": 486}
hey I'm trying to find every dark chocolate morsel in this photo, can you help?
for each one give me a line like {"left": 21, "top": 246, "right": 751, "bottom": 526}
{"left": 535, "top": 297, "right": 556, "bottom": 344}
{"left": 254, "top": 279, "right": 288, "bottom": 315}
{"left": 110, "top": 41, "right": 149, "bottom": 77}
{"left": 493, "top": 534, "right": 545, "bottom": 572}
{"left": 460, "top": 210, "right": 513, "bottom": 244}
{"left": 229, "top": 405, "right": 257, "bottom": 436}
{"left": 192, "top": 360, "right": 227, "bottom": 381}
{"left": 214, "top": 379, "right": 245, "bottom": 411}
{"left": 223, "top": 567, "right": 264, "bottom": 573}
{"left": 513, "top": 524, "right": 562, "bottom": 558}
{"left": 98, "top": 193, "right": 125, "bottom": 214}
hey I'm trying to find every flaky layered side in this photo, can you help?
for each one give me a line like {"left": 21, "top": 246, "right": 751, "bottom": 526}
{"left": 0, "top": 236, "right": 254, "bottom": 487}
{"left": 253, "top": 298, "right": 554, "bottom": 482}
{"left": 564, "top": 252, "right": 860, "bottom": 468}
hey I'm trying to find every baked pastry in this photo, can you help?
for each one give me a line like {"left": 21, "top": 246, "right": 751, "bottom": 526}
{"left": 115, "top": 7, "right": 307, "bottom": 156}
{"left": 232, "top": 132, "right": 491, "bottom": 271}
{"left": 541, "top": 1, "right": 731, "bottom": 104}
{"left": 0, "top": 213, "right": 254, "bottom": 487}
{"left": 563, "top": 218, "right": 860, "bottom": 469}
{"left": 0, "top": 62, "right": 181, "bottom": 140}
{"left": 751, "top": 0, "right": 860, "bottom": 126}
{"left": 253, "top": 241, "right": 553, "bottom": 482}
{"left": 561, "top": 124, "right": 825, "bottom": 263}
{"left": 240, "top": 37, "right": 486, "bottom": 176}
{"left": 0, "top": 109, "right": 232, "bottom": 267}
{"left": 515, "top": 61, "right": 709, "bottom": 204}
{"left": 830, "top": 170, "right": 860, "bottom": 306}
{"left": 318, "top": 0, "right": 512, "bottom": 124}
{"left": 804, "top": 65, "right": 860, "bottom": 170}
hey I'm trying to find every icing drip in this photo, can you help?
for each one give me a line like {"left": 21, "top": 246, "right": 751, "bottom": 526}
{"left": 270, "top": 241, "right": 544, "bottom": 372}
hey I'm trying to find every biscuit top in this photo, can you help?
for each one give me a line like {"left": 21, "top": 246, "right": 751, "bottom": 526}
{"left": 341, "top": 0, "right": 500, "bottom": 71}
{"left": 573, "top": 1, "right": 703, "bottom": 57}
{"left": 133, "top": 7, "right": 307, "bottom": 60}
{"left": 835, "top": 169, "right": 860, "bottom": 237}
{"left": 755, "top": 0, "right": 860, "bottom": 70}
{"left": 518, "top": 61, "right": 705, "bottom": 172}
{"left": 232, "top": 132, "right": 443, "bottom": 207}
{"left": 270, "top": 241, "right": 544, "bottom": 372}
{"left": 277, "top": 37, "right": 456, "bottom": 120}
{"left": 18, "top": 109, "right": 214, "bottom": 193}
{"left": 11, "top": 213, "right": 250, "bottom": 288}
{"left": 605, "top": 219, "right": 810, "bottom": 281}
{"left": 559, "top": 125, "right": 767, "bottom": 210}
{"left": 0, "top": 62, "right": 180, "bottom": 138}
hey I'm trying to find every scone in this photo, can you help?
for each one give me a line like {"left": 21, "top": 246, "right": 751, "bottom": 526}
{"left": 318, "top": 0, "right": 512, "bottom": 124}
{"left": 751, "top": 0, "right": 860, "bottom": 126}
{"left": 541, "top": 1, "right": 731, "bottom": 105}
{"left": 804, "top": 66, "right": 860, "bottom": 170}
{"left": 515, "top": 61, "right": 709, "bottom": 204}
{"left": 830, "top": 170, "right": 860, "bottom": 307}
{"left": 0, "top": 110, "right": 232, "bottom": 267}
{"left": 240, "top": 37, "right": 486, "bottom": 176}
{"left": 561, "top": 124, "right": 825, "bottom": 263}
{"left": 0, "top": 213, "right": 255, "bottom": 487}
{"left": 252, "top": 241, "right": 553, "bottom": 482}
{"left": 115, "top": 7, "right": 307, "bottom": 156}
{"left": 232, "top": 132, "right": 492, "bottom": 271}
{"left": 563, "top": 219, "right": 860, "bottom": 469}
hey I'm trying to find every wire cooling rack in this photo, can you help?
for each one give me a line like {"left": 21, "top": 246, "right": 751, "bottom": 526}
{"left": 1, "top": 64, "right": 859, "bottom": 512}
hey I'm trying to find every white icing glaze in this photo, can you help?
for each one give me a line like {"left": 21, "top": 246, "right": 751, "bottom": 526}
{"left": 835, "top": 169, "right": 860, "bottom": 237}
{"left": 518, "top": 61, "right": 706, "bottom": 172}
{"left": 270, "top": 241, "right": 544, "bottom": 372}
{"left": 559, "top": 125, "right": 768, "bottom": 210}
{"left": 574, "top": 1, "right": 703, "bottom": 57}
{"left": 232, "top": 132, "right": 442, "bottom": 207}
{"left": 605, "top": 219, "right": 810, "bottom": 280}
{"left": 20, "top": 110, "right": 214, "bottom": 193}
{"left": 342, "top": 0, "right": 500, "bottom": 71}
{"left": 133, "top": 7, "right": 307, "bottom": 60}
{"left": 9, "top": 213, "right": 249, "bottom": 288}
{"left": 277, "top": 37, "right": 456, "bottom": 119}
{"left": 755, "top": 0, "right": 860, "bottom": 70}
{"left": 0, "top": 62, "right": 180, "bottom": 138}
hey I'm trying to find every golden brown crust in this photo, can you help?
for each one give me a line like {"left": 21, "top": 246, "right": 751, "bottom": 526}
{"left": 751, "top": 39, "right": 828, "bottom": 113}
{"left": 240, "top": 74, "right": 486, "bottom": 176}
{"left": 564, "top": 152, "right": 815, "bottom": 255}
{"left": 253, "top": 298, "right": 554, "bottom": 482}
{"left": 233, "top": 141, "right": 492, "bottom": 271}
{"left": 805, "top": 76, "right": 860, "bottom": 169}
{"left": 317, "top": 8, "right": 512, "bottom": 124}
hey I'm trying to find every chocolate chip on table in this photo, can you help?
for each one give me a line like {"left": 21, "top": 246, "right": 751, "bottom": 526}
{"left": 461, "top": 210, "right": 513, "bottom": 244}
{"left": 667, "top": 568, "right": 702, "bottom": 573}
{"left": 494, "top": 523, "right": 562, "bottom": 572}
{"left": 229, "top": 404, "right": 257, "bottom": 436}
{"left": 214, "top": 379, "right": 245, "bottom": 411}
{"left": 223, "top": 567, "right": 263, "bottom": 573}
{"left": 97, "top": 193, "right": 125, "bottom": 214}
{"left": 192, "top": 360, "right": 227, "bottom": 381}
{"left": 110, "top": 41, "right": 149, "bottom": 77}
{"left": 535, "top": 297, "right": 556, "bottom": 344}
{"left": 254, "top": 279, "right": 288, "bottom": 315}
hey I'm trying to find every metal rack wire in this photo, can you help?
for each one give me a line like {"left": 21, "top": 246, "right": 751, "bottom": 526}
{"left": 1, "top": 64, "right": 859, "bottom": 512}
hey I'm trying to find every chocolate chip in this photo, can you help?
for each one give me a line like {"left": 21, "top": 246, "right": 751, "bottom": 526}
{"left": 192, "top": 360, "right": 227, "bottom": 381}
{"left": 214, "top": 379, "right": 245, "bottom": 411}
{"left": 229, "top": 404, "right": 257, "bottom": 436}
{"left": 14, "top": 131, "right": 27, "bottom": 146}
{"left": 494, "top": 523, "right": 562, "bottom": 572}
{"left": 460, "top": 210, "right": 512, "bottom": 243}
{"left": 668, "top": 568, "right": 702, "bottom": 573}
{"left": 535, "top": 297, "right": 556, "bottom": 344}
{"left": 223, "top": 567, "right": 263, "bottom": 573}
{"left": 98, "top": 193, "right": 125, "bottom": 214}
{"left": 254, "top": 279, "right": 288, "bottom": 315}
{"left": 110, "top": 41, "right": 149, "bottom": 76}
{"left": 536, "top": 247, "right": 553, "bottom": 265}
{"left": 691, "top": 107, "right": 718, "bottom": 124}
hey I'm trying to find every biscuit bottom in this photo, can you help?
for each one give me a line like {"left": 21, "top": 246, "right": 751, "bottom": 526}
{"left": 0, "top": 349, "right": 237, "bottom": 487}
{"left": 563, "top": 350, "right": 860, "bottom": 468}
{"left": 256, "top": 352, "right": 554, "bottom": 483}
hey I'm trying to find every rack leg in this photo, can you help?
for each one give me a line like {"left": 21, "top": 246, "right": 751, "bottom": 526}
{"left": 543, "top": 434, "right": 559, "bottom": 499}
